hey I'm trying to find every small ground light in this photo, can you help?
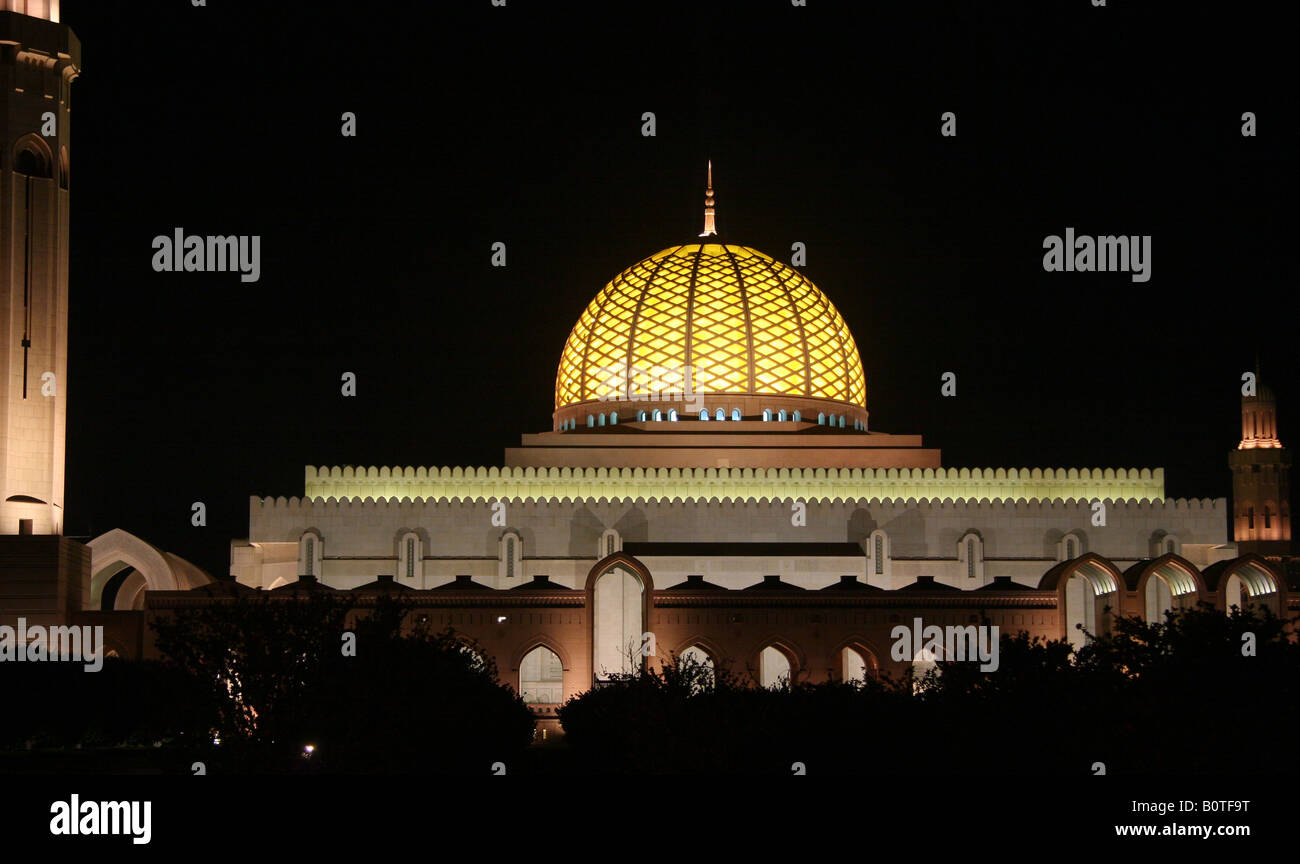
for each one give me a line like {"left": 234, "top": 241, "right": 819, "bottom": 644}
{"left": 303, "top": 744, "right": 315, "bottom": 759}
{"left": 497, "top": 616, "right": 507, "bottom": 623}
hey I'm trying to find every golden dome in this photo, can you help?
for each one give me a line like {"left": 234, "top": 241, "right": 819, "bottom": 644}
{"left": 555, "top": 243, "right": 866, "bottom": 410}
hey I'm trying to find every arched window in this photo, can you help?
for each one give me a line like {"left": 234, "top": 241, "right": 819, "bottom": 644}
{"left": 638, "top": 410, "right": 647, "bottom": 422}
{"left": 609, "top": 412, "right": 618, "bottom": 425}
{"left": 652, "top": 409, "right": 663, "bottom": 422}
{"left": 762, "top": 409, "right": 772, "bottom": 422}
{"left": 599, "top": 528, "right": 620, "bottom": 558}
{"left": 841, "top": 646, "right": 872, "bottom": 683}
{"left": 298, "top": 533, "right": 322, "bottom": 578}
{"left": 598, "top": 413, "right": 606, "bottom": 426}
{"left": 838, "top": 415, "right": 846, "bottom": 428}
{"left": 715, "top": 408, "right": 725, "bottom": 421}
{"left": 818, "top": 412, "right": 826, "bottom": 425}
{"left": 519, "top": 646, "right": 564, "bottom": 704}
{"left": 759, "top": 645, "right": 792, "bottom": 689}
{"left": 593, "top": 567, "right": 645, "bottom": 681}
{"left": 731, "top": 408, "right": 741, "bottom": 421}
{"left": 777, "top": 409, "right": 787, "bottom": 422}
{"left": 668, "top": 409, "right": 678, "bottom": 421}
{"left": 1066, "top": 538, "right": 1076, "bottom": 559}
{"left": 587, "top": 415, "right": 594, "bottom": 427}
{"left": 499, "top": 531, "right": 522, "bottom": 584}
{"left": 13, "top": 139, "right": 52, "bottom": 178}
{"left": 700, "top": 409, "right": 709, "bottom": 421}
{"left": 680, "top": 645, "right": 715, "bottom": 693}
{"left": 792, "top": 410, "right": 801, "bottom": 422}
{"left": 681, "top": 645, "right": 714, "bottom": 671}
{"left": 867, "top": 529, "right": 891, "bottom": 580}
{"left": 959, "top": 532, "right": 984, "bottom": 582}
{"left": 398, "top": 532, "right": 423, "bottom": 582}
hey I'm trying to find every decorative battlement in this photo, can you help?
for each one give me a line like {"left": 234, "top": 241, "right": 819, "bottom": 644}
{"left": 300, "top": 465, "right": 1166, "bottom": 504}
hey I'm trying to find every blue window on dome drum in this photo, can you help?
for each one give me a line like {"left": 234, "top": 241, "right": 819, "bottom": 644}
{"left": 731, "top": 409, "right": 741, "bottom": 421}
{"left": 653, "top": 409, "right": 662, "bottom": 421}
{"left": 610, "top": 412, "right": 618, "bottom": 425}
{"left": 778, "top": 410, "right": 787, "bottom": 422}
{"left": 638, "top": 410, "right": 647, "bottom": 422}
{"left": 793, "top": 410, "right": 801, "bottom": 422}
{"left": 839, "top": 415, "right": 846, "bottom": 428}
{"left": 763, "top": 409, "right": 772, "bottom": 422}
{"left": 598, "top": 413, "right": 606, "bottom": 426}
{"left": 668, "top": 409, "right": 678, "bottom": 421}
{"left": 818, "top": 412, "right": 825, "bottom": 425}
{"left": 716, "top": 408, "right": 725, "bottom": 421}
{"left": 700, "top": 409, "right": 709, "bottom": 420}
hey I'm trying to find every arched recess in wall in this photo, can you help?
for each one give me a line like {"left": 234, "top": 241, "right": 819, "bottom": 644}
{"left": 12, "top": 134, "right": 53, "bottom": 178}
{"left": 1040, "top": 553, "right": 1122, "bottom": 651}
{"left": 498, "top": 530, "right": 523, "bottom": 584}
{"left": 1058, "top": 531, "right": 1086, "bottom": 561}
{"left": 867, "top": 529, "right": 891, "bottom": 581}
{"left": 1151, "top": 531, "right": 1180, "bottom": 558}
{"left": 1130, "top": 554, "right": 1203, "bottom": 626}
{"left": 833, "top": 637, "right": 880, "bottom": 683}
{"left": 598, "top": 528, "right": 621, "bottom": 559}
{"left": 397, "top": 531, "right": 423, "bottom": 584}
{"left": 298, "top": 530, "right": 323, "bottom": 578}
{"left": 1211, "top": 555, "right": 1283, "bottom": 616}
{"left": 591, "top": 565, "right": 645, "bottom": 682}
{"left": 518, "top": 644, "right": 564, "bottom": 704}
{"left": 753, "top": 639, "right": 801, "bottom": 690}
{"left": 87, "top": 528, "right": 212, "bottom": 610}
{"left": 672, "top": 640, "right": 719, "bottom": 693}
{"left": 958, "top": 531, "right": 984, "bottom": 583}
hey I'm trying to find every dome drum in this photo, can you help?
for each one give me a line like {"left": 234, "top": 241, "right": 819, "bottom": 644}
{"left": 553, "top": 394, "right": 868, "bottom": 431}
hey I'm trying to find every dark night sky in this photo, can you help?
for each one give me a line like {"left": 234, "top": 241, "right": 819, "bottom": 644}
{"left": 58, "top": 1, "right": 1295, "bottom": 577}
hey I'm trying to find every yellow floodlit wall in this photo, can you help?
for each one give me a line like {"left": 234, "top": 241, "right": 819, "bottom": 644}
{"left": 303, "top": 465, "right": 1166, "bottom": 503}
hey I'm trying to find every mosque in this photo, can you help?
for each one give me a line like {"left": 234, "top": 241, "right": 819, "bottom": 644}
{"left": 0, "top": 5, "right": 1293, "bottom": 723}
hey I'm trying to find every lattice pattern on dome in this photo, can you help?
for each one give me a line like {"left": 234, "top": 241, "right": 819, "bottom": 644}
{"left": 554, "top": 244, "right": 867, "bottom": 409}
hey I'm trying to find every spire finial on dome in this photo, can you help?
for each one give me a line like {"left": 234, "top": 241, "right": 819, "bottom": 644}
{"left": 699, "top": 160, "right": 717, "bottom": 237}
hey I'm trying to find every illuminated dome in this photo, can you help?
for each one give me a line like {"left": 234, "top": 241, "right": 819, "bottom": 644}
{"left": 554, "top": 243, "right": 867, "bottom": 416}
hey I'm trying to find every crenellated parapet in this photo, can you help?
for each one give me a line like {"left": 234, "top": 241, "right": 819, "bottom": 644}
{"left": 300, "top": 464, "right": 1167, "bottom": 504}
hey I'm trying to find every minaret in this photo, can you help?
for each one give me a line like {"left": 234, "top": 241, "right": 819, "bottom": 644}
{"left": 0, "top": 7, "right": 79, "bottom": 535}
{"left": 698, "top": 160, "right": 717, "bottom": 238}
{"left": 1229, "top": 369, "right": 1292, "bottom": 555}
